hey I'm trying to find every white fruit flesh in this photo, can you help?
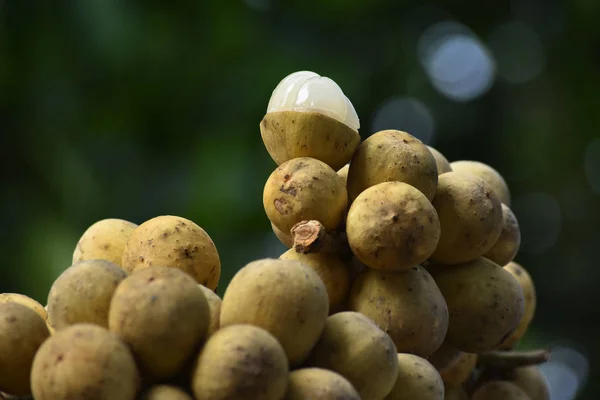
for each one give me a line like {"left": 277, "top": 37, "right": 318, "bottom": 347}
{"left": 267, "top": 71, "right": 360, "bottom": 131}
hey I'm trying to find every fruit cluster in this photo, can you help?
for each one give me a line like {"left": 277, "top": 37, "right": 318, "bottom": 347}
{"left": 0, "top": 71, "right": 550, "bottom": 400}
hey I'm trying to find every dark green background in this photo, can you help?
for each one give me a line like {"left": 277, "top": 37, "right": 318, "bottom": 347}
{"left": 1, "top": 1, "right": 598, "bottom": 398}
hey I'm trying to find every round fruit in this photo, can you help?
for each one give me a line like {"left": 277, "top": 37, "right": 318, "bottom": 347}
{"left": 272, "top": 222, "right": 294, "bottom": 248}
{"left": 284, "top": 368, "right": 360, "bottom": 400}
{"left": 430, "top": 171, "right": 503, "bottom": 264}
{"left": 220, "top": 258, "right": 329, "bottom": 366}
{"left": 47, "top": 259, "right": 127, "bottom": 330}
{"left": 439, "top": 352, "right": 477, "bottom": 387}
{"left": 72, "top": 218, "right": 137, "bottom": 267}
{"left": 31, "top": 324, "right": 140, "bottom": 400}
{"left": 0, "top": 303, "right": 49, "bottom": 396}
{"left": 472, "top": 381, "right": 531, "bottom": 400}
{"left": 348, "top": 267, "right": 448, "bottom": 358}
{"left": 337, "top": 164, "right": 350, "bottom": 185}
{"left": 306, "top": 311, "right": 399, "bottom": 400}
{"left": 347, "top": 129, "right": 438, "bottom": 201}
{"left": 450, "top": 160, "right": 511, "bottom": 206}
{"left": 0, "top": 293, "right": 46, "bottom": 321}
{"left": 198, "top": 285, "right": 222, "bottom": 337}
{"left": 191, "top": 325, "right": 288, "bottom": 400}
{"left": 346, "top": 181, "right": 440, "bottom": 271}
{"left": 139, "top": 385, "right": 193, "bottom": 400}
{"left": 445, "top": 387, "right": 469, "bottom": 400}
{"left": 108, "top": 267, "right": 210, "bottom": 380}
{"left": 263, "top": 157, "right": 348, "bottom": 233}
{"left": 484, "top": 204, "right": 521, "bottom": 266}
{"left": 427, "top": 146, "right": 452, "bottom": 175}
{"left": 384, "top": 354, "right": 444, "bottom": 400}
{"left": 512, "top": 366, "right": 550, "bottom": 400}
{"left": 427, "top": 340, "right": 461, "bottom": 370}
{"left": 429, "top": 257, "right": 525, "bottom": 353}
{"left": 121, "top": 215, "right": 221, "bottom": 289}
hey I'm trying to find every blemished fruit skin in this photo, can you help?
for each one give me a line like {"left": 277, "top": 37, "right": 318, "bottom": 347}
{"left": 263, "top": 157, "right": 348, "bottom": 233}
{"left": 191, "top": 325, "right": 289, "bottom": 400}
{"left": 260, "top": 110, "right": 361, "bottom": 171}
{"left": 430, "top": 171, "right": 504, "bottom": 264}
{"left": 0, "top": 303, "right": 49, "bottom": 396}
{"left": 31, "top": 324, "right": 140, "bottom": 400}
{"left": 108, "top": 267, "right": 210, "bottom": 381}
{"left": 47, "top": 259, "right": 128, "bottom": 330}
{"left": 219, "top": 258, "right": 329, "bottom": 367}
{"left": 427, "top": 146, "right": 452, "bottom": 175}
{"left": 450, "top": 160, "right": 511, "bottom": 206}
{"left": 0, "top": 293, "right": 47, "bottom": 321}
{"left": 139, "top": 385, "right": 193, "bottom": 400}
{"left": 429, "top": 257, "right": 525, "bottom": 353}
{"left": 484, "top": 204, "right": 521, "bottom": 266}
{"left": 438, "top": 352, "right": 477, "bottom": 387}
{"left": 306, "top": 311, "right": 399, "bottom": 400}
{"left": 348, "top": 267, "right": 448, "bottom": 358}
{"left": 472, "top": 381, "right": 532, "bottom": 400}
{"left": 497, "top": 262, "right": 537, "bottom": 349}
{"left": 280, "top": 249, "right": 350, "bottom": 311}
{"left": 72, "top": 218, "right": 137, "bottom": 267}
{"left": 283, "top": 368, "right": 361, "bottom": 400}
{"left": 121, "top": 215, "right": 221, "bottom": 289}
{"left": 346, "top": 181, "right": 440, "bottom": 271}
{"left": 511, "top": 366, "right": 550, "bottom": 400}
{"left": 198, "top": 285, "right": 222, "bottom": 337}
{"left": 347, "top": 129, "right": 438, "bottom": 202}
{"left": 384, "top": 354, "right": 444, "bottom": 400}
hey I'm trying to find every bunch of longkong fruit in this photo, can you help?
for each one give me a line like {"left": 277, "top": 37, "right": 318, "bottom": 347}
{"left": 0, "top": 71, "right": 551, "bottom": 400}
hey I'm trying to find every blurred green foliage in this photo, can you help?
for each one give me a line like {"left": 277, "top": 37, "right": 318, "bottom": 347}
{"left": 1, "top": 0, "right": 599, "bottom": 397}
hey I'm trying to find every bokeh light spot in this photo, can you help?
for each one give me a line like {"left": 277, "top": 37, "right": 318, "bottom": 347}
{"left": 371, "top": 97, "right": 435, "bottom": 143}
{"left": 538, "top": 346, "right": 588, "bottom": 400}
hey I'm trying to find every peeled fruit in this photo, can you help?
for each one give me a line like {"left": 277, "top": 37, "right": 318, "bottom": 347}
{"left": 280, "top": 249, "right": 350, "bottom": 311}
{"left": 108, "top": 267, "right": 210, "bottom": 381}
{"left": 191, "top": 325, "right": 289, "bottom": 400}
{"left": 512, "top": 366, "right": 550, "bottom": 400}
{"left": 263, "top": 157, "right": 348, "bottom": 233}
{"left": 198, "top": 285, "right": 222, "bottom": 337}
{"left": 385, "top": 354, "right": 444, "bottom": 400}
{"left": 430, "top": 171, "right": 504, "bottom": 264}
{"left": 427, "top": 146, "right": 452, "bottom": 175}
{"left": 121, "top": 215, "right": 221, "bottom": 289}
{"left": 346, "top": 181, "right": 440, "bottom": 271}
{"left": 31, "top": 324, "right": 140, "bottom": 400}
{"left": 0, "top": 293, "right": 46, "bottom": 321}
{"left": 72, "top": 218, "right": 137, "bottom": 266}
{"left": 450, "top": 160, "right": 511, "bottom": 206}
{"left": 140, "top": 385, "right": 192, "bottom": 400}
{"left": 498, "top": 262, "right": 537, "bottom": 349}
{"left": 347, "top": 129, "right": 438, "bottom": 202}
{"left": 438, "top": 352, "right": 477, "bottom": 387}
{"left": 484, "top": 204, "right": 521, "bottom": 266}
{"left": 0, "top": 303, "right": 49, "bottom": 396}
{"left": 472, "top": 381, "right": 531, "bottom": 400}
{"left": 348, "top": 267, "right": 448, "bottom": 358}
{"left": 220, "top": 258, "right": 329, "bottom": 366}
{"left": 429, "top": 257, "right": 525, "bottom": 353}
{"left": 284, "top": 368, "right": 360, "bottom": 400}
{"left": 306, "top": 311, "right": 399, "bottom": 400}
{"left": 272, "top": 222, "right": 294, "bottom": 248}
{"left": 47, "top": 259, "right": 127, "bottom": 330}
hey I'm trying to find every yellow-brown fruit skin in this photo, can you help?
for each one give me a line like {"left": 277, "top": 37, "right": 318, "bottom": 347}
{"left": 306, "top": 312, "right": 399, "bottom": 400}
{"left": 198, "top": 285, "right": 222, "bottom": 337}
{"left": 47, "top": 260, "right": 128, "bottom": 331}
{"left": 484, "top": 204, "right": 521, "bottom": 266}
{"left": 263, "top": 157, "right": 348, "bottom": 233}
{"left": 348, "top": 267, "right": 448, "bottom": 358}
{"left": 0, "top": 303, "right": 49, "bottom": 396}
{"left": 260, "top": 110, "right": 361, "bottom": 171}
{"left": 0, "top": 293, "right": 47, "bottom": 321}
{"left": 346, "top": 181, "right": 440, "bottom": 271}
{"left": 31, "top": 324, "right": 140, "bottom": 400}
{"left": 139, "top": 385, "right": 193, "bottom": 400}
{"left": 427, "top": 340, "right": 461, "bottom": 371}
{"left": 347, "top": 130, "right": 438, "bottom": 202}
{"left": 429, "top": 257, "right": 525, "bottom": 353}
{"left": 192, "top": 325, "right": 289, "bottom": 400}
{"left": 72, "top": 218, "right": 137, "bottom": 267}
{"left": 108, "top": 267, "right": 210, "bottom": 381}
{"left": 337, "top": 164, "right": 350, "bottom": 185}
{"left": 450, "top": 160, "right": 511, "bottom": 206}
{"left": 438, "top": 352, "right": 477, "bottom": 387}
{"left": 121, "top": 215, "right": 221, "bottom": 290}
{"left": 497, "top": 262, "right": 537, "bottom": 349}
{"left": 472, "top": 381, "right": 532, "bottom": 400}
{"left": 512, "top": 366, "right": 550, "bottom": 400}
{"left": 272, "top": 222, "right": 294, "bottom": 248}
{"left": 430, "top": 172, "right": 504, "bottom": 264}
{"left": 384, "top": 354, "right": 444, "bottom": 400}
{"left": 427, "top": 146, "right": 452, "bottom": 175}
{"left": 444, "top": 387, "right": 469, "bottom": 400}
{"left": 280, "top": 250, "right": 350, "bottom": 311}
{"left": 219, "top": 258, "right": 329, "bottom": 367}
{"left": 284, "top": 368, "right": 361, "bottom": 400}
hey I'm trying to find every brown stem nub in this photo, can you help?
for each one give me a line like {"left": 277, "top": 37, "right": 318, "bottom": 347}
{"left": 291, "top": 220, "right": 347, "bottom": 254}
{"left": 477, "top": 348, "right": 552, "bottom": 369}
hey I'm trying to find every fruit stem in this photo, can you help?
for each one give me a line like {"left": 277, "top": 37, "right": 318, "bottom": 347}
{"left": 477, "top": 348, "right": 552, "bottom": 369}
{"left": 290, "top": 220, "right": 348, "bottom": 254}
